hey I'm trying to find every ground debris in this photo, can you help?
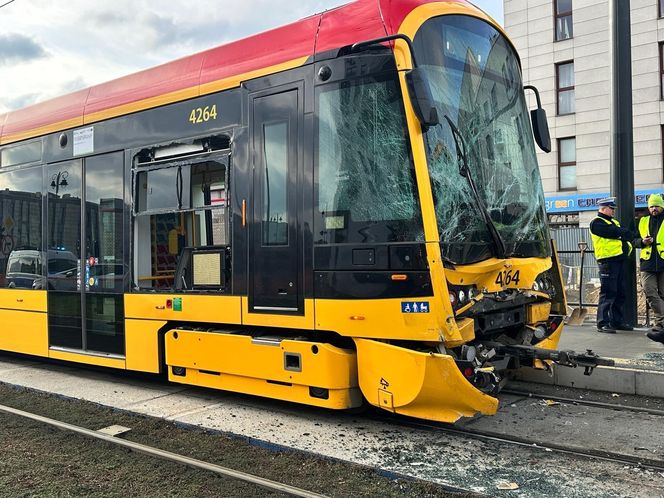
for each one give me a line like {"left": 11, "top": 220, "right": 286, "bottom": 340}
{"left": 496, "top": 481, "right": 519, "bottom": 490}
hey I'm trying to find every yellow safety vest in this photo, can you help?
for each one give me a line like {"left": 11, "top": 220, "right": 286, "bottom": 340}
{"left": 591, "top": 217, "right": 632, "bottom": 260}
{"left": 638, "top": 215, "right": 664, "bottom": 260}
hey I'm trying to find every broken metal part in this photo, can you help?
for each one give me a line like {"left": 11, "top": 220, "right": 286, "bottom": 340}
{"left": 495, "top": 345, "right": 614, "bottom": 375}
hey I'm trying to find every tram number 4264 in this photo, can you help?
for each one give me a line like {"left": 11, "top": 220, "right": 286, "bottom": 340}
{"left": 189, "top": 104, "right": 218, "bottom": 124}
{"left": 495, "top": 269, "right": 520, "bottom": 286}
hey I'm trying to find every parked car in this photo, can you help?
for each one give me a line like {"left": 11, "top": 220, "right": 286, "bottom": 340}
{"left": 6, "top": 249, "right": 78, "bottom": 290}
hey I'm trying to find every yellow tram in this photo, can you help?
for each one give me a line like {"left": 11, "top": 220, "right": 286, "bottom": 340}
{"left": 0, "top": 0, "right": 586, "bottom": 422}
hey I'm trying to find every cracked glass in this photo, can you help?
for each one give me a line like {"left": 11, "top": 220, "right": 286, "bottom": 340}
{"left": 315, "top": 73, "right": 423, "bottom": 244}
{"left": 414, "top": 15, "right": 550, "bottom": 264}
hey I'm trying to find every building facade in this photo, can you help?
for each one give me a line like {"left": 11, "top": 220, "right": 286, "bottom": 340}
{"left": 504, "top": 0, "right": 664, "bottom": 226}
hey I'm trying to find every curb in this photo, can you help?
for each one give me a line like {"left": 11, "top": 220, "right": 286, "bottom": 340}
{"left": 514, "top": 363, "right": 664, "bottom": 398}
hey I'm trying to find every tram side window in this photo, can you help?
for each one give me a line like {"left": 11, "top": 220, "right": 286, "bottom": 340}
{"left": 0, "top": 166, "right": 43, "bottom": 289}
{"left": 315, "top": 74, "right": 424, "bottom": 244}
{"left": 134, "top": 159, "right": 228, "bottom": 290}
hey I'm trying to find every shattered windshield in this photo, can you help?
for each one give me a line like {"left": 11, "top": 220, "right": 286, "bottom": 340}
{"left": 315, "top": 71, "right": 423, "bottom": 244}
{"left": 414, "top": 15, "right": 550, "bottom": 264}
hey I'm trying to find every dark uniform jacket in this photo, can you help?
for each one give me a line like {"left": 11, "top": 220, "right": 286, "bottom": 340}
{"left": 589, "top": 212, "right": 632, "bottom": 262}
{"left": 633, "top": 214, "right": 664, "bottom": 273}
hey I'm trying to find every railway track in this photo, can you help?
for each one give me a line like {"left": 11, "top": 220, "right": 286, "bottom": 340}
{"left": 0, "top": 402, "right": 328, "bottom": 498}
{"left": 430, "top": 423, "right": 664, "bottom": 471}
{"left": 502, "top": 388, "right": 664, "bottom": 416}
{"left": 387, "top": 392, "right": 664, "bottom": 473}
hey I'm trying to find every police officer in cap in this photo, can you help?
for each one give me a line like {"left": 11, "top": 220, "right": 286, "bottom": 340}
{"left": 589, "top": 197, "right": 633, "bottom": 333}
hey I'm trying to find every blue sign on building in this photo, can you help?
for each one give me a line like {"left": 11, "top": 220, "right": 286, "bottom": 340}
{"left": 545, "top": 190, "right": 658, "bottom": 213}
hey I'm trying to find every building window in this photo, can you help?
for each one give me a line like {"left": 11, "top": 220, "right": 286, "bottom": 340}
{"left": 558, "top": 137, "right": 576, "bottom": 190}
{"left": 660, "top": 0, "right": 664, "bottom": 18}
{"left": 556, "top": 61, "right": 575, "bottom": 115}
{"left": 554, "top": 0, "right": 573, "bottom": 41}
{"left": 660, "top": 43, "right": 664, "bottom": 100}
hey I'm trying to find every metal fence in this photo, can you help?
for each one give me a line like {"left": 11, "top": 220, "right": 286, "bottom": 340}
{"left": 550, "top": 227, "right": 650, "bottom": 323}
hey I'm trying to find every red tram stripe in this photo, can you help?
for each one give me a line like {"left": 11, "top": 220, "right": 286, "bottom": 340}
{"left": 0, "top": 0, "right": 472, "bottom": 146}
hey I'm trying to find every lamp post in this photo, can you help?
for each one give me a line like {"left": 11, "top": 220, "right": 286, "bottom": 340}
{"left": 50, "top": 171, "right": 69, "bottom": 195}
{"left": 610, "top": 0, "right": 636, "bottom": 326}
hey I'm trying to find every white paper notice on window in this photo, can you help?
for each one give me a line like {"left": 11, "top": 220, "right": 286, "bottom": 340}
{"left": 73, "top": 126, "right": 94, "bottom": 156}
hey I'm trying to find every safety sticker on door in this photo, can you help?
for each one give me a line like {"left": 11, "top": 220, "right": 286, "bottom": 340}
{"left": 401, "top": 301, "right": 430, "bottom": 313}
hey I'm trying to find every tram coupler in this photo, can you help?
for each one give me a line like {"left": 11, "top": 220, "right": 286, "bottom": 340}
{"left": 496, "top": 345, "right": 615, "bottom": 376}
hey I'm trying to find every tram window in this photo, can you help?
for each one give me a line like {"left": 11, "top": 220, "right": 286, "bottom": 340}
{"left": 139, "top": 166, "right": 191, "bottom": 211}
{"left": 315, "top": 74, "right": 424, "bottom": 244}
{"left": 86, "top": 153, "right": 125, "bottom": 293}
{"left": 191, "top": 161, "right": 226, "bottom": 208}
{"left": 135, "top": 208, "right": 227, "bottom": 289}
{"left": 136, "top": 160, "right": 225, "bottom": 212}
{"left": 0, "top": 166, "right": 43, "bottom": 289}
{"left": 262, "top": 122, "right": 289, "bottom": 246}
{"left": 47, "top": 161, "right": 82, "bottom": 292}
{"left": 133, "top": 159, "right": 228, "bottom": 290}
{"left": 0, "top": 140, "right": 42, "bottom": 168}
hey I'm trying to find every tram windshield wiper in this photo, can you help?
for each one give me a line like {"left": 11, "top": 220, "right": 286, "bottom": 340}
{"left": 443, "top": 115, "right": 507, "bottom": 260}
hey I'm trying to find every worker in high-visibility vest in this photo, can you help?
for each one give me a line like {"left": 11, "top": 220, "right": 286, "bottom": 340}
{"left": 589, "top": 197, "right": 633, "bottom": 334}
{"left": 634, "top": 193, "right": 664, "bottom": 345}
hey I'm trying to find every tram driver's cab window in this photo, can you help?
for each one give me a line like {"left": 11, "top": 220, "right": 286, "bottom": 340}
{"left": 133, "top": 156, "right": 229, "bottom": 290}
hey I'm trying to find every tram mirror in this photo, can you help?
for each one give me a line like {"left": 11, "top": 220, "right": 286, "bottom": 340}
{"left": 530, "top": 108, "right": 551, "bottom": 153}
{"left": 405, "top": 67, "right": 439, "bottom": 129}
{"left": 524, "top": 84, "right": 551, "bottom": 153}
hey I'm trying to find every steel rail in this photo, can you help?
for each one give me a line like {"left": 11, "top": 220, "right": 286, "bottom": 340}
{"left": 0, "top": 403, "right": 328, "bottom": 498}
{"left": 400, "top": 419, "right": 664, "bottom": 471}
{"left": 502, "top": 388, "right": 664, "bottom": 416}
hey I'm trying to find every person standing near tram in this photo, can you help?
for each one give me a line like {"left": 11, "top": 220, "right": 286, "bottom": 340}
{"left": 634, "top": 193, "right": 664, "bottom": 344}
{"left": 589, "top": 197, "right": 633, "bottom": 334}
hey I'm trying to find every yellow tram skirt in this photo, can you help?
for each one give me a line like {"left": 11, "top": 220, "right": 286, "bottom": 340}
{"left": 355, "top": 338, "right": 499, "bottom": 423}
{"left": 164, "top": 329, "right": 363, "bottom": 409}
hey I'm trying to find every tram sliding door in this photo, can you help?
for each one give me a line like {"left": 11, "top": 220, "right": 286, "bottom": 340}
{"left": 249, "top": 88, "right": 302, "bottom": 313}
{"left": 47, "top": 152, "right": 125, "bottom": 355}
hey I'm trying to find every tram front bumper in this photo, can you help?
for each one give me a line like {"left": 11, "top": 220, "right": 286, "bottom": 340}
{"left": 354, "top": 338, "right": 498, "bottom": 423}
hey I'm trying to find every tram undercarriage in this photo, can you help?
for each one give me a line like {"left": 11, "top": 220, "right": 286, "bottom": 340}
{"left": 162, "top": 312, "right": 612, "bottom": 423}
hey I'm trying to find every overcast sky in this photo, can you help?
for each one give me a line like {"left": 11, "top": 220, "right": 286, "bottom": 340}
{"left": 0, "top": 0, "right": 503, "bottom": 114}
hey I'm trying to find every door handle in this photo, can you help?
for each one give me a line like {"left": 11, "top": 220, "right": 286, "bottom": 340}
{"left": 242, "top": 199, "right": 246, "bottom": 227}
{"left": 155, "top": 305, "right": 165, "bottom": 310}
{"left": 16, "top": 298, "right": 24, "bottom": 303}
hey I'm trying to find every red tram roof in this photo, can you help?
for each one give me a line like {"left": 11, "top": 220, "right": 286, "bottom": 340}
{"left": 0, "top": 0, "right": 478, "bottom": 146}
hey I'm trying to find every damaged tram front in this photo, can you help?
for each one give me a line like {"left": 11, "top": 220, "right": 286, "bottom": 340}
{"left": 402, "top": 15, "right": 610, "bottom": 398}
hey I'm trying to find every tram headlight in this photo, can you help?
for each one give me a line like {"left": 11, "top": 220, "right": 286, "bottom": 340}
{"left": 447, "top": 284, "right": 479, "bottom": 310}
{"left": 532, "top": 271, "right": 556, "bottom": 297}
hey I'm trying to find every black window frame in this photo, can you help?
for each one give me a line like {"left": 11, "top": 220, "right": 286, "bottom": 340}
{"left": 131, "top": 151, "right": 230, "bottom": 291}
{"left": 660, "top": 42, "right": 664, "bottom": 100}
{"left": 557, "top": 136, "right": 576, "bottom": 191}
{"left": 556, "top": 60, "right": 575, "bottom": 116}
{"left": 554, "top": 0, "right": 573, "bottom": 42}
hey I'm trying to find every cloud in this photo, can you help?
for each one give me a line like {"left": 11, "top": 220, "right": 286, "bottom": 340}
{"left": 59, "top": 77, "right": 88, "bottom": 94}
{"left": 88, "top": 11, "right": 131, "bottom": 27}
{"left": 4, "top": 92, "right": 41, "bottom": 111}
{"left": 0, "top": 33, "right": 48, "bottom": 65}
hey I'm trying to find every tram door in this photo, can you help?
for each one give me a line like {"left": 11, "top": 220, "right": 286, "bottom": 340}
{"left": 47, "top": 152, "right": 125, "bottom": 355}
{"left": 249, "top": 88, "right": 302, "bottom": 313}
